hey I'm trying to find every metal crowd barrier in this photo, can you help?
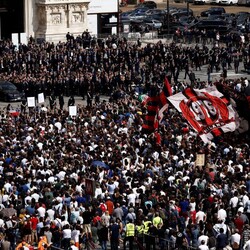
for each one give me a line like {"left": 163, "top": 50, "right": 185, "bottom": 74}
{"left": 136, "top": 233, "right": 199, "bottom": 250}
{"left": 94, "top": 33, "right": 216, "bottom": 46}
{"left": 41, "top": 234, "right": 199, "bottom": 250}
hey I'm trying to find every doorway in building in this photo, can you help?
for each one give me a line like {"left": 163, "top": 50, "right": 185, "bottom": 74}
{"left": 0, "top": 0, "right": 24, "bottom": 40}
{"left": 97, "top": 13, "right": 118, "bottom": 36}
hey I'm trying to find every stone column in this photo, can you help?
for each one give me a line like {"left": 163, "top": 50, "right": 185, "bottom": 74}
{"left": 24, "top": 0, "right": 35, "bottom": 39}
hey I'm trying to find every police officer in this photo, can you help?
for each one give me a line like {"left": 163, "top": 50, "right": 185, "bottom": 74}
{"left": 123, "top": 218, "right": 135, "bottom": 250}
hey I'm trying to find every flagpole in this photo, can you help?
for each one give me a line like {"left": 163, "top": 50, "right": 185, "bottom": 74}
{"left": 167, "top": 0, "right": 170, "bottom": 35}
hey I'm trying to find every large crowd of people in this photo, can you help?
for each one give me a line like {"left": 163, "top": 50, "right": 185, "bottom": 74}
{"left": 0, "top": 31, "right": 249, "bottom": 250}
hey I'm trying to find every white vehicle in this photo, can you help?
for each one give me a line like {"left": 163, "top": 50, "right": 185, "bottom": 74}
{"left": 194, "top": 0, "right": 210, "bottom": 4}
{"left": 144, "top": 19, "right": 162, "bottom": 29}
{"left": 220, "top": 0, "right": 238, "bottom": 4}
{"left": 210, "top": 0, "right": 221, "bottom": 4}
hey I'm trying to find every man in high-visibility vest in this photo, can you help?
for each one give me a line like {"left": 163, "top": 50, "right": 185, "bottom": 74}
{"left": 153, "top": 212, "right": 163, "bottom": 229}
{"left": 136, "top": 220, "right": 145, "bottom": 247}
{"left": 123, "top": 218, "right": 135, "bottom": 250}
{"left": 143, "top": 217, "right": 152, "bottom": 234}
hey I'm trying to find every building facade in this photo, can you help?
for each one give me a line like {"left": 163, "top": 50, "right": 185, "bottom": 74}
{"left": 0, "top": 0, "right": 163, "bottom": 43}
{"left": 0, "top": 0, "right": 121, "bottom": 43}
{"left": 28, "top": 0, "right": 90, "bottom": 43}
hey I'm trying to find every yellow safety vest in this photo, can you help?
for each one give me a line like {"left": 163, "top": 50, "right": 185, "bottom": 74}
{"left": 153, "top": 216, "right": 163, "bottom": 227}
{"left": 143, "top": 221, "right": 151, "bottom": 234}
{"left": 136, "top": 225, "right": 144, "bottom": 235}
{"left": 126, "top": 223, "right": 135, "bottom": 237}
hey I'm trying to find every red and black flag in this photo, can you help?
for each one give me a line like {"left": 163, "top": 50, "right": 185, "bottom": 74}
{"left": 142, "top": 77, "right": 172, "bottom": 133}
{"left": 158, "top": 77, "right": 173, "bottom": 122}
{"left": 142, "top": 96, "right": 159, "bottom": 132}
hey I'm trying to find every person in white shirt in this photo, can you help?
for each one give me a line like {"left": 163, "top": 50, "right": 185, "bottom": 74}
{"left": 61, "top": 216, "right": 70, "bottom": 228}
{"left": 199, "top": 240, "right": 209, "bottom": 250}
{"left": 217, "top": 205, "right": 227, "bottom": 222}
{"left": 24, "top": 195, "right": 32, "bottom": 206}
{"left": 98, "top": 169, "right": 105, "bottom": 183}
{"left": 213, "top": 221, "right": 228, "bottom": 237}
{"left": 2, "top": 192, "right": 9, "bottom": 206}
{"left": 127, "top": 190, "right": 136, "bottom": 206}
{"left": 53, "top": 200, "right": 63, "bottom": 216}
{"left": 243, "top": 193, "right": 249, "bottom": 207}
{"left": 196, "top": 209, "right": 206, "bottom": 224}
{"left": 48, "top": 176, "right": 55, "bottom": 183}
{"left": 62, "top": 224, "right": 72, "bottom": 249}
{"left": 71, "top": 225, "right": 81, "bottom": 248}
{"left": 95, "top": 184, "right": 104, "bottom": 199}
{"left": 31, "top": 191, "right": 40, "bottom": 203}
{"left": 244, "top": 237, "right": 250, "bottom": 250}
{"left": 4, "top": 181, "right": 12, "bottom": 193}
{"left": 53, "top": 217, "right": 62, "bottom": 229}
{"left": 198, "top": 235, "right": 209, "bottom": 246}
{"left": 57, "top": 170, "right": 66, "bottom": 181}
{"left": 46, "top": 208, "right": 55, "bottom": 220}
{"left": 37, "top": 204, "right": 46, "bottom": 218}
{"left": 231, "top": 229, "right": 241, "bottom": 249}
{"left": 0, "top": 217, "right": 4, "bottom": 227}
{"left": 229, "top": 191, "right": 239, "bottom": 216}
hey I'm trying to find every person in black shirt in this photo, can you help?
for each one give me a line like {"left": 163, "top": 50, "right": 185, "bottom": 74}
{"left": 52, "top": 226, "right": 62, "bottom": 248}
{"left": 98, "top": 224, "right": 109, "bottom": 250}
{"left": 21, "top": 99, "right": 27, "bottom": 114}
{"left": 216, "top": 228, "right": 228, "bottom": 250}
{"left": 81, "top": 206, "right": 93, "bottom": 240}
{"left": 68, "top": 96, "right": 75, "bottom": 107}
{"left": 49, "top": 95, "right": 56, "bottom": 110}
{"left": 109, "top": 219, "right": 120, "bottom": 250}
{"left": 59, "top": 94, "right": 64, "bottom": 110}
{"left": 189, "top": 71, "right": 196, "bottom": 87}
{"left": 158, "top": 224, "right": 167, "bottom": 250}
{"left": 145, "top": 222, "right": 158, "bottom": 250}
{"left": 87, "top": 91, "right": 92, "bottom": 107}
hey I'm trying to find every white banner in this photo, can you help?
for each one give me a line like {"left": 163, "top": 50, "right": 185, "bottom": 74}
{"left": 27, "top": 97, "right": 35, "bottom": 107}
{"left": 69, "top": 106, "right": 77, "bottom": 116}
{"left": 168, "top": 86, "right": 239, "bottom": 143}
{"left": 11, "top": 33, "right": 19, "bottom": 49}
{"left": 20, "top": 33, "right": 27, "bottom": 45}
{"left": 38, "top": 93, "right": 45, "bottom": 104}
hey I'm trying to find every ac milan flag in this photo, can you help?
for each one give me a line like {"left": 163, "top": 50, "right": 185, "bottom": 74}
{"left": 167, "top": 86, "right": 239, "bottom": 143}
{"left": 158, "top": 77, "right": 172, "bottom": 122}
{"left": 142, "top": 96, "right": 159, "bottom": 131}
{"left": 142, "top": 77, "right": 172, "bottom": 132}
